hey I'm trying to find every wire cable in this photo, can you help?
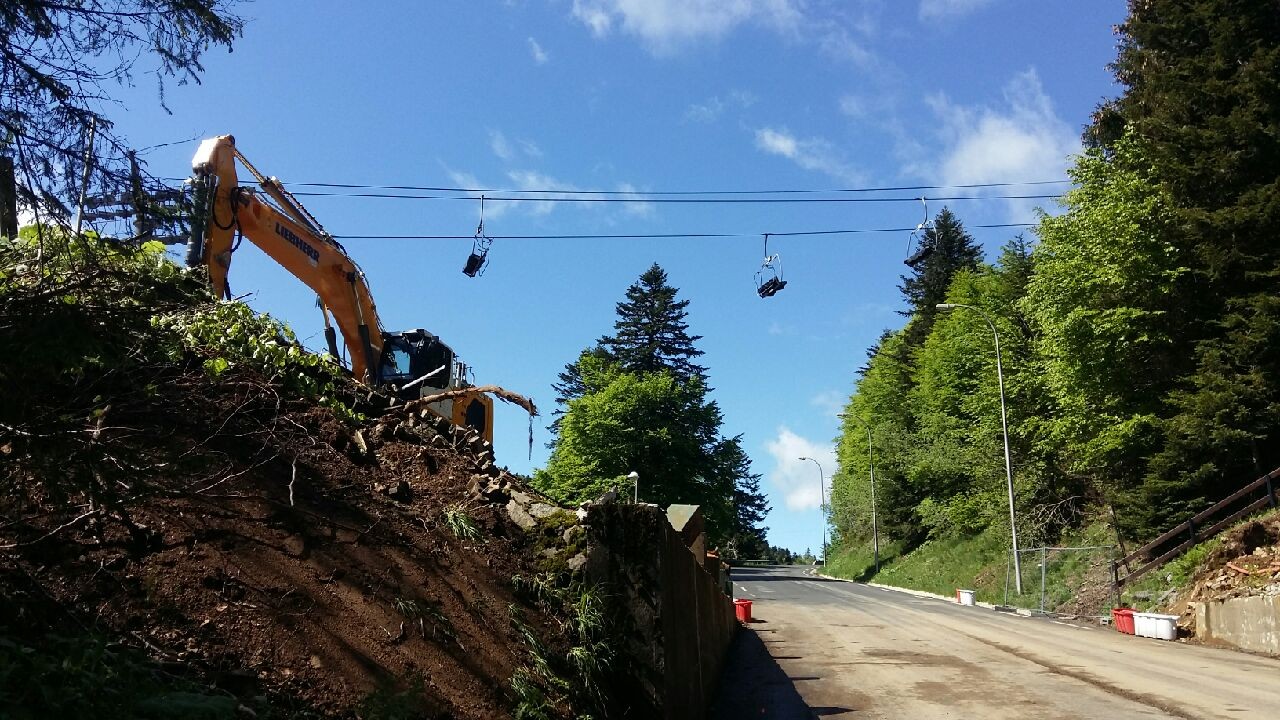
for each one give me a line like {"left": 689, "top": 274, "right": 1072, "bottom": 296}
{"left": 160, "top": 177, "right": 1070, "bottom": 198}
{"left": 331, "top": 223, "right": 1034, "bottom": 240}
{"left": 291, "top": 191, "right": 1061, "bottom": 205}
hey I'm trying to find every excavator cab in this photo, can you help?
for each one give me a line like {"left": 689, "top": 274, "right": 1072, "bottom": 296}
{"left": 379, "top": 330, "right": 455, "bottom": 394}
{"left": 379, "top": 330, "right": 493, "bottom": 441}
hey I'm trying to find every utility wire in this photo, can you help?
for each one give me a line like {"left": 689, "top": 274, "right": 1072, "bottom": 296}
{"left": 262, "top": 179, "right": 1070, "bottom": 196}
{"left": 331, "top": 223, "right": 1034, "bottom": 240}
{"left": 162, "top": 177, "right": 1069, "bottom": 197}
{"left": 292, "top": 191, "right": 1061, "bottom": 205}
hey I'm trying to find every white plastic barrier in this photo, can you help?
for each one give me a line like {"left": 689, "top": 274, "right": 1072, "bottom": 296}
{"left": 1134, "top": 612, "right": 1155, "bottom": 638}
{"left": 1148, "top": 613, "right": 1179, "bottom": 640}
{"left": 957, "top": 589, "right": 976, "bottom": 606}
{"left": 1133, "top": 612, "right": 1178, "bottom": 640}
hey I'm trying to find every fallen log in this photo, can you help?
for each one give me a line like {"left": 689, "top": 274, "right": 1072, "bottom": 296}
{"left": 405, "top": 385, "right": 538, "bottom": 418}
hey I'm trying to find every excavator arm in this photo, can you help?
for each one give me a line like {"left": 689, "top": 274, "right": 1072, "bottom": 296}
{"left": 186, "top": 135, "right": 383, "bottom": 383}
{"left": 184, "top": 135, "right": 499, "bottom": 445}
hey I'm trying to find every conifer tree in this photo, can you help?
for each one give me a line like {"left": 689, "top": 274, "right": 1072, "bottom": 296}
{"left": 598, "top": 263, "right": 707, "bottom": 383}
{"left": 538, "top": 264, "right": 769, "bottom": 547}
{"left": 1086, "top": 0, "right": 1280, "bottom": 527}
{"left": 897, "top": 208, "right": 984, "bottom": 349}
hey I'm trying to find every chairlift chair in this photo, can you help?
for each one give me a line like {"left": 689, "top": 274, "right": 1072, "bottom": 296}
{"left": 462, "top": 195, "right": 493, "bottom": 277}
{"left": 903, "top": 197, "right": 934, "bottom": 268}
{"left": 755, "top": 233, "right": 787, "bottom": 298}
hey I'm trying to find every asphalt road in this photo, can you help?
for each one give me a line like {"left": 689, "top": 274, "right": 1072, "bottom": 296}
{"left": 708, "top": 565, "right": 1280, "bottom": 719}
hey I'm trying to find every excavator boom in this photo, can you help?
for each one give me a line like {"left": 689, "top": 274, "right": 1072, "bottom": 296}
{"left": 185, "top": 135, "right": 493, "bottom": 442}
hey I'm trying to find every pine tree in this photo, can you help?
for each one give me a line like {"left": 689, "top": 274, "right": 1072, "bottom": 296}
{"left": 897, "top": 208, "right": 984, "bottom": 349}
{"left": 598, "top": 263, "right": 707, "bottom": 383}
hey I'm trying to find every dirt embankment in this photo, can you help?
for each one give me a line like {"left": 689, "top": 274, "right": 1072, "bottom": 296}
{"left": 1167, "top": 511, "right": 1280, "bottom": 628}
{"left": 0, "top": 361, "right": 584, "bottom": 718}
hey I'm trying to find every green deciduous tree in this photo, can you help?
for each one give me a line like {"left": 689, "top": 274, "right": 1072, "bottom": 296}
{"left": 1023, "top": 138, "right": 1187, "bottom": 532}
{"left": 538, "top": 265, "right": 766, "bottom": 547}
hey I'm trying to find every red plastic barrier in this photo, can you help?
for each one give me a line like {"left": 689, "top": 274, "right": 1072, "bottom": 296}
{"left": 734, "top": 598, "right": 753, "bottom": 623}
{"left": 1112, "top": 608, "right": 1135, "bottom": 635}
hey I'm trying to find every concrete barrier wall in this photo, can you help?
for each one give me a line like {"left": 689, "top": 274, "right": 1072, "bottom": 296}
{"left": 1194, "top": 595, "right": 1280, "bottom": 655}
{"left": 584, "top": 499, "right": 737, "bottom": 720}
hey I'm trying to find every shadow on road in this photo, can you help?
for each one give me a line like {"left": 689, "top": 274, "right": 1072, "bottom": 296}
{"left": 708, "top": 625, "right": 854, "bottom": 719}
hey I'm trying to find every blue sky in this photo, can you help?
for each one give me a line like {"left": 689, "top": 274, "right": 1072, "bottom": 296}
{"left": 100, "top": 0, "right": 1127, "bottom": 555}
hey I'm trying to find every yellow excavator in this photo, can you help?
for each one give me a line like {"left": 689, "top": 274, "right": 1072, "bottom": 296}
{"left": 184, "top": 135, "right": 495, "bottom": 442}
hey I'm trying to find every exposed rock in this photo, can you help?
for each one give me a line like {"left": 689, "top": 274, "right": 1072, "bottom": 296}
{"left": 529, "top": 503, "right": 560, "bottom": 520}
{"left": 506, "top": 499, "right": 537, "bottom": 531}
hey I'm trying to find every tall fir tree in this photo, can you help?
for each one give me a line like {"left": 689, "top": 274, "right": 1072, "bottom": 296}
{"left": 897, "top": 208, "right": 985, "bottom": 349}
{"left": 598, "top": 263, "right": 707, "bottom": 383}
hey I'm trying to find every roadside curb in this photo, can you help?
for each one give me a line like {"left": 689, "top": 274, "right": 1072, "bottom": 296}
{"left": 815, "top": 570, "right": 1004, "bottom": 612}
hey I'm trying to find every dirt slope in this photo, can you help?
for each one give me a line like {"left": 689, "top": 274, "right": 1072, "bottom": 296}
{"left": 0, "top": 240, "right": 588, "bottom": 718}
{"left": 3, "top": 366, "right": 577, "bottom": 717}
{"left": 1170, "top": 510, "right": 1280, "bottom": 626}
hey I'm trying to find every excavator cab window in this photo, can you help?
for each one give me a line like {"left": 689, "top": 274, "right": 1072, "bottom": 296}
{"left": 380, "top": 342, "right": 414, "bottom": 381}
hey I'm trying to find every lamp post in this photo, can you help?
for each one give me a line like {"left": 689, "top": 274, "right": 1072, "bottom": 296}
{"left": 798, "top": 456, "right": 827, "bottom": 563}
{"left": 627, "top": 471, "right": 639, "bottom": 503}
{"left": 840, "top": 414, "right": 880, "bottom": 573}
{"left": 936, "top": 303, "right": 1022, "bottom": 593}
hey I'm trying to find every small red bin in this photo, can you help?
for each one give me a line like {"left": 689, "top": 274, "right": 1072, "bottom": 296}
{"left": 1112, "top": 608, "right": 1135, "bottom": 635}
{"left": 734, "top": 598, "right": 753, "bottom": 623}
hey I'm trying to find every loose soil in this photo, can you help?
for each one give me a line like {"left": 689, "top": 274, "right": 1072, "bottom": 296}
{"left": 1, "top": 365, "right": 571, "bottom": 718}
{"left": 1166, "top": 510, "right": 1280, "bottom": 630}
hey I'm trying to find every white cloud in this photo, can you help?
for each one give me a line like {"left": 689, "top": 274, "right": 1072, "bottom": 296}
{"left": 810, "top": 390, "right": 845, "bottom": 419}
{"left": 754, "top": 127, "right": 864, "bottom": 184}
{"left": 490, "top": 131, "right": 514, "bottom": 161}
{"left": 490, "top": 131, "right": 543, "bottom": 162}
{"left": 506, "top": 169, "right": 590, "bottom": 216}
{"left": 519, "top": 139, "right": 544, "bottom": 158}
{"left": 816, "top": 25, "right": 875, "bottom": 69}
{"left": 927, "top": 69, "right": 1078, "bottom": 219}
{"left": 527, "top": 36, "right": 549, "bottom": 64}
{"left": 756, "top": 127, "right": 799, "bottom": 158}
{"left": 571, "top": 0, "right": 802, "bottom": 53}
{"left": 766, "top": 427, "right": 836, "bottom": 511}
{"left": 616, "top": 182, "right": 655, "bottom": 218}
{"left": 919, "top": 0, "right": 995, "bottom": 21}
{"left": 444, "top": 168, "right": 512, "bottom": 220}
{"left": 684, "top": 96, "right": 725, "bottom": 124}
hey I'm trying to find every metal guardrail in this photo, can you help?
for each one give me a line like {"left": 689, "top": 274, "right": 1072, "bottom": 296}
{"left": 1112, "top": 467, "right": 1279, "bottom": 588}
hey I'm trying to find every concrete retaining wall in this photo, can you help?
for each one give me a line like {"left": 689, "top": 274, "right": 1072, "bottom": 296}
{"left": 1193, "top": 595, "right": 1280, "bottom": 655}
{"left": 584, "top": 499, "right": 737, "bottom": 720}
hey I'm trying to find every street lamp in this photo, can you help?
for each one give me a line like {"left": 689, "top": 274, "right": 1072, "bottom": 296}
{"left": 840, "top": 414, "right": 880, "bottom": 574}
{"left": 936, "top": 302, "right": 1022, "bottom": 593}
{"left": 627, "top": 471, "right": 639, "bottom": 503}
{"left": 798, "top": 456, "right": 827, "bottom": 563}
